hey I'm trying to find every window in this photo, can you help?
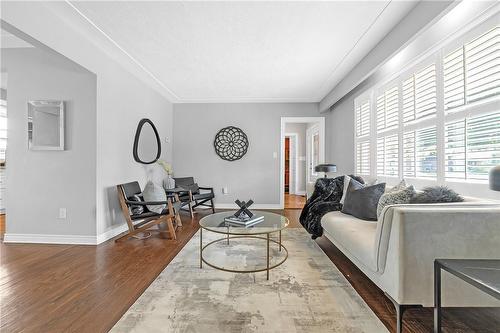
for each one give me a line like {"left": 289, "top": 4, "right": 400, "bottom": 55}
{"left": 402, "top": 64, "right": 437, "bottom": 124}
{"left": 355, "top": 100, "right": 370, "bottom": 137}
{"left": 354, "top": 21, "right": 499, "bottom": 188}
{"left": 377, "top": 87, "right": 399, "bottom": 131}
{"left": 402, "top": 127, "right": 437, "bottom": 178}
{"left": 445, "top": 111, "right": 500, "bottom": 181}
{"left": 356, "top": 141, "right": 370, "bottom": 175}
{"left": 377, "top": 134, "right": 399, "bottom": 176}
{"left": 444, "top": 27, "right": 500, "bottom": 112}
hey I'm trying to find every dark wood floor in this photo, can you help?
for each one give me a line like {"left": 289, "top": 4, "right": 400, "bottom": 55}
{"left": 1, "top": 209, "right": 498, "bottom": 332}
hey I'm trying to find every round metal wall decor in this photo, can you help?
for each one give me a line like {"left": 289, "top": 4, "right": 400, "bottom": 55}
{"left": 214, "top": 126, "right": 249, "bottom": 161}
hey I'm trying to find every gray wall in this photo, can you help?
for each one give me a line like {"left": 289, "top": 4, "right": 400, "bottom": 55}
{"left": 326, "top": 95, "right": 355, "bottom": 176}
{"left": 2, "top": 47, "right": 97, "bottom": 236}
{"left": 284, "top": 123, "right": 306, "bottom": 194}
{"left": 96, "top": 60, "right": 173, "bottom": 237}
{"left": 173, "top": 103, "right": 319, "bottom": 206}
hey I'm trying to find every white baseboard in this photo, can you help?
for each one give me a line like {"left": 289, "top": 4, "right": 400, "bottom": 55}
{"left": 215, "top": 203, "right": 283, "bottom": 209}
{"left": 96, "top": 224, "right": 129, "bottom": 244}
{"left": 3, "top": 233, "right": 97, "bottom": 245}
{"left": 294, "top": 191, "right": 306, "bottom": 196}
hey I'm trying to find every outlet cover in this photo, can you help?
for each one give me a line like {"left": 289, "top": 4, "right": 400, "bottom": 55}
{"left": 59, "top": 208, "right": 67, "bottom": 219}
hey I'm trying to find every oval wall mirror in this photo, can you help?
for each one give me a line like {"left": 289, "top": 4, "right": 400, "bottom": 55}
{"left": 133, "top": 118, "right": 161, "bottom": 164}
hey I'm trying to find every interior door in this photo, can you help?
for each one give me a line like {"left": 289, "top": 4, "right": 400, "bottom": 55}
{"left": 306, "top": 123, "right": 321, "bottom": 185}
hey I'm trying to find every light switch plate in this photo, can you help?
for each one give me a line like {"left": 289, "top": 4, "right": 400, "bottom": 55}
{"left": 58, "top": 208, "right": 67, "bottom": 219}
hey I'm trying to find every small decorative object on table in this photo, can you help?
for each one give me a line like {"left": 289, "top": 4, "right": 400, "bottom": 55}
{"left": 157, "top": 160, "right": 175, "bottom": 189}
{"left": 224, "top": 199, "right": 264, "bottom": 227}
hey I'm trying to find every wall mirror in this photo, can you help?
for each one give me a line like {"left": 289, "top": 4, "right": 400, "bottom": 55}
{"left": 133, "top": 118, "right": 161, "bottom": 164}
{"left": 28, "top": 100, "right": 64, "bottom": 150}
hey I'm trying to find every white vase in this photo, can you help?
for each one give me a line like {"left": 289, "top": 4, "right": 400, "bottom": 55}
{"left": 163, "top": 175, "right": 175, "bottom": 190}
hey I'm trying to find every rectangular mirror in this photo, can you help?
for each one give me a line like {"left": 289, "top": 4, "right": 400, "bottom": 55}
{"left": 28, "top": 100, "right": 64, "bottom": 150}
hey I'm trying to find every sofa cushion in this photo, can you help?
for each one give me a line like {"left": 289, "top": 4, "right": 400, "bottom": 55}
{"left": 342, "top": 179, "right": 386, "bottom": 221}
{"left": 321, "top": 211, "right": 378, "bottom": 272}
{"left": 377, "top": 185, "right": 416, "bottom": 218}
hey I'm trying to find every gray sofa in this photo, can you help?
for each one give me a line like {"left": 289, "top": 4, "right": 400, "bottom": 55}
{"left": 321, "top": 196, "right": 500, "bottom": 332}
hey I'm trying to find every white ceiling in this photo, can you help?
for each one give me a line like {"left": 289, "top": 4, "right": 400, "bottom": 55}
{"left": 70, "top": 1, "right": 417, "bottom": 103}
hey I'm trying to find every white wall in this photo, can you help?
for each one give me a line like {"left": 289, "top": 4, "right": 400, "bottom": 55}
{"left": 284, "top": 123, "right": 306, "bottom": 194}
{"left": 173, "top": 103, "right": 319, "bottom": 207}
{"left": 2, "top": 47, "right": 97, "bottom": 237}
{"left": 2, "top": 2, "right": 174, "bottom": 243}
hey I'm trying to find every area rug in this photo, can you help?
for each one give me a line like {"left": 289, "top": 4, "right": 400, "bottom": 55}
{"left": 112, "top": 228, "right": 388, "bottom": 333}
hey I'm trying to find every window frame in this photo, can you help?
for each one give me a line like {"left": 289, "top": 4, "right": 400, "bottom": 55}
{"left": 353, "top": 18, "right": 500, "bottom": 191}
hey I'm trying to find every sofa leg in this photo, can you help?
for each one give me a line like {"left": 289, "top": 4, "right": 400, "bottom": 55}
{"left": 384, "top": 293, "right": 422, "bottom": 333}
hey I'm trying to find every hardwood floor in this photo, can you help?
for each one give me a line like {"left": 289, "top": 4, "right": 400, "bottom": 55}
{"left": 1, "top": 209, "right": 498, "bottom": 332}
{"left": 284, "top": 193, "right": 306, "bottom": 209}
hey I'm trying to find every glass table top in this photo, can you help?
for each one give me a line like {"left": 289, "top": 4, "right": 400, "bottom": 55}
{"left": 199, "top": 211, "right": 289, "bottom": 235}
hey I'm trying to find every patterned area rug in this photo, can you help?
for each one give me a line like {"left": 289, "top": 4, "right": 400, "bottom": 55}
{"left": 112, "top": 228, "right": 387, "bottom": 332}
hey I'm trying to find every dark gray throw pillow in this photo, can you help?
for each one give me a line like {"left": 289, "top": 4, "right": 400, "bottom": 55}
{"left": 411, "top": 186, "right": 464, "bottom": 203}
{"left": 341, "top": 179, "right": 386, "bottom": 221}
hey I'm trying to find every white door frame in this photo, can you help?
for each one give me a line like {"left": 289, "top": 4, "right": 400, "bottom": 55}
{"left": 280, "top": 117, "right": 325, "bottom": 209}
{"left": 284, "top": 133, "right": 298, "bottom": 195}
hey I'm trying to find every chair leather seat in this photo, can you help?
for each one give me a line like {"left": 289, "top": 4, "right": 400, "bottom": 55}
{"left": 131, "top": 211, "right": 161, "bottom": 220}
{"left": 193, "top": 192, "right": 214, "bottom": 200}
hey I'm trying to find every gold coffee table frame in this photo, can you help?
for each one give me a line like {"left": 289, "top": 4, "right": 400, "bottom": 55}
{"left": 199, "top": 211, "right": 289, "bottom": 280}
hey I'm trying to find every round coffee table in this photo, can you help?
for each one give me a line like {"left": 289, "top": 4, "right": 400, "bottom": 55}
{"left": 199, "top": 211, "right": 289, "bottom": 280}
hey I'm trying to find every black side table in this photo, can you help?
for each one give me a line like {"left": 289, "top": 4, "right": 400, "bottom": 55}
{"left": 434, "top": 259, "right": 500, "bottom": 333}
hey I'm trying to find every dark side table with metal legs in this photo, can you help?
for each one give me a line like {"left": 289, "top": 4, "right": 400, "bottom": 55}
{"left": 434, "top": 259, "right": 500, "bottom": 333}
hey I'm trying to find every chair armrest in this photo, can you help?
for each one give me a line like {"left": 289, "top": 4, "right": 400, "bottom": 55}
{"left": 199, "top": 186, "right": 214, "bottom": 193}
{"left": 125, "top": 200, "right": 168, "bottom": 206}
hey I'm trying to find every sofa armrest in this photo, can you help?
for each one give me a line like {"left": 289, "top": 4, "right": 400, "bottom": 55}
{"left": 382, "top": 204, "right": 500, "bottom": 306}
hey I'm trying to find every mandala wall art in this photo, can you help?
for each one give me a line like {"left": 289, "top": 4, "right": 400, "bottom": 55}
{"left": 213, "top": 126, "right": 249, "bottom": 161}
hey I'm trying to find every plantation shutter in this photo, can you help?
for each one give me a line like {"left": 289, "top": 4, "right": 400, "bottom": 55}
{"left": 356, "top": 100, "right": 370, "bottom": 137}
{"left": 444, "top": 26, "right": 499, "bottom": 112}
{"left": 376, "top": 87, "right": 399, "bottom": 131}
{"left": 445, "top": 111, "right": 500, "bottom": 180}
{"left": 444, "top": 119, "right": 466, "bottom": 179}
{"left": 465, "top": 26, "right": 500, "bottom": 103}
{"left": 444, "top": 47, "right": 465, "bottom": 111}
{"left": 377, "top": 134, "right": 399, "bottom": 177}
{"left": 356, "top": 141, "right": 370, "bottom": 175}
{"left": 403, "top": 131, "right": 416, "bottom": 177}
{"left": 402, "top": 64, "right": 437, "bottom": 123}
{"left": 403, "top": 127, "right": 437, "bottom": 178}
{"left": 466, "top": 111, "right": 500, "bottom": 180}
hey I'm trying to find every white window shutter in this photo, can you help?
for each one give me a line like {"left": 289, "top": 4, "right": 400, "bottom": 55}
{"left": 377, "top": 87, "right": 399, "bottom": 131}
{"left": 415, "top": 126, "right": 437, "bottom": 178}
{"left": 402, "top": 77, "right": 415, "bottom": 124}
{"left": 466, "top": 111, "right": 500, "bottom": 180}
{"left": 414, "top": 64, "right": 437, "bottom": 121}
{"left": 403, "top": 131, "right": 416, "bottom": 177}
{"left": 356, "top": 141, "right": 370, "bottom": 175}
{"left": 444, "top": 47, "right": 465, "bottom": 112}
{"left": 444, "top": 119, "right": 466, "bottom": 180}
{"left": 356, "top": 100, "right": 370, "bottom": 137}
{"left": 465, "top": 26, "right": 500, "bottom": 104}
{"left": 377, "top": 135, "right": 399, "bottom": 177}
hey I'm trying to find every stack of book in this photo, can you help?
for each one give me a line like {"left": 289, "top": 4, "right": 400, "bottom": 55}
{"left": 224, "top": 214, "right": 264, "bottom": 228}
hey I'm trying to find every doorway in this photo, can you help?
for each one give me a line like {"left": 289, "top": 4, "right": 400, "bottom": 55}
{"left": 280, "top": 117, "right": 325, "bottom": 209}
